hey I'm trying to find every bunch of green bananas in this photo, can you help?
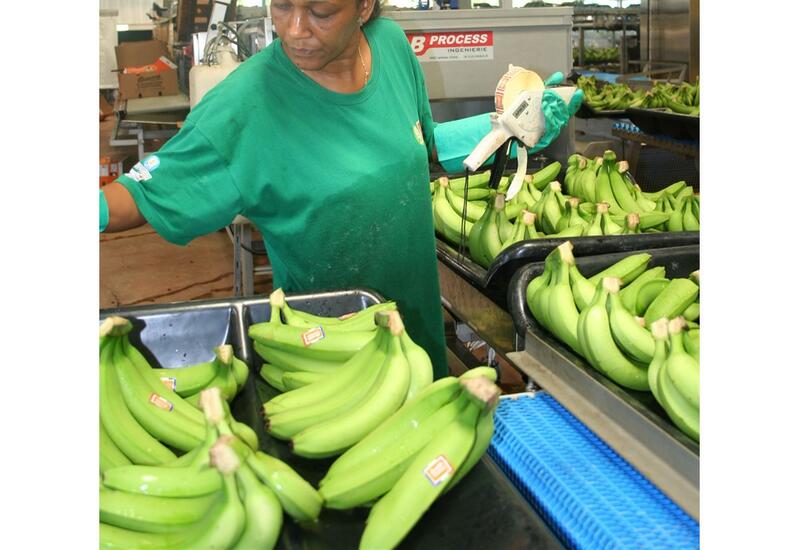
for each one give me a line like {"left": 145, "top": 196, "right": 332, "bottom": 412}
{"left": 252, "top": 288, "right": 398, "bottom": 391}
{"left": 255, "top": 306, "right": 435, "bottom": 459}
{"left": 99, "top": 316, "right": 255, "bottom": 470}
{"left": 573, "top": 46, "right": 620, "bottom": 65}
{"left": 432, "top": 154, "right": 699, "bottom": 268}
{"left": 565, "top": 151, "right": 700, "bottom": 232}
{"left": 100, "top": 386, "right": 323, "bottom": 549}
{"left": 318, "top": 367, "right": 502, "bottom": 549}
{"left": 577, "top": 76, "right": 700, "bottom": 115}
{"left": 525, "top": 243, "right": 700, "bottom": 441}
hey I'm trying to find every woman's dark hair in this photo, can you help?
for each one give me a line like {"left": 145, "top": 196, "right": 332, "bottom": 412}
{"left": 364, "top": 0, "right": 382, "bottom": 23}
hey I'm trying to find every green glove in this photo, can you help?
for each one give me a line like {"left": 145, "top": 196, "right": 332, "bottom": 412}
{"left": 100, "top": 189, "right": 109, "bottom": 232}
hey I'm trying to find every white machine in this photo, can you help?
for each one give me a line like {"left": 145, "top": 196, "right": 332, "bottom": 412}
{"left": 463, "top": 65, "right": 578, "bottom": 200}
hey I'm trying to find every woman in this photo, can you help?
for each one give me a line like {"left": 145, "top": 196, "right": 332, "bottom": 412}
{"left": 100, "top": 0, "right": 581, "bottom": 378}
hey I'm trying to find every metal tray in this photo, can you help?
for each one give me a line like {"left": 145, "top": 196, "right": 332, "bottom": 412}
{"left": 504, "top": 245, "right": 700, "bottom": 520}
{"left": 436, "top": 231, "right": 700, "bottom": 311}
{"left": 100, "top": 291, "right": 564, "bottom": 550}
{"left": 624, "top": 107, "right": 700, "bottom": 141}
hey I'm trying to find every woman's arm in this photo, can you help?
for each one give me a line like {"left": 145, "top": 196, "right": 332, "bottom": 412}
{"left": 101, "top": 182, "right": 146, "bottom": 232}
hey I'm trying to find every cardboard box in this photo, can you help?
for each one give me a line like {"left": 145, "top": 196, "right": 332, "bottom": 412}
{"left": 115, "top": 40, "right": 179, "bottom": 100}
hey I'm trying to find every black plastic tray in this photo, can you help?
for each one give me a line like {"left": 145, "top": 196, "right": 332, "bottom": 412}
{"left": 506, "top": 244, "right": 700, "bottom": 452}
{"left": 436, "top": 231, "right": 700, "bottom": 311}
{"left": 100, "top": 292, "right": 564, "bottom": 550}
{"left": 575, "top": 102, "right": 628, "bottom": 119}
{"left": 624, "top": 107, "right": 700, "bottom": 141}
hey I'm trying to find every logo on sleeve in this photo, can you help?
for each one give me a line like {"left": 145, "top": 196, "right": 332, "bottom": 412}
{"left": 412, "top": 121, "right": 425, "bottom": 146}
{"left": 142, "top": 155, "right": 160, "bottom": 172}
{"left": 126, "top": 155, "right": 160, "bottom": 182}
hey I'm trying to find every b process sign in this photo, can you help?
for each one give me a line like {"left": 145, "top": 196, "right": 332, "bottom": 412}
{"left": 406, "top": 31, "right": 494, "bottom": 62}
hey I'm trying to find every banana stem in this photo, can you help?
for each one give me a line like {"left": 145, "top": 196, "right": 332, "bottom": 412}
{"left": 596, "top": 202, "right": 610, "bottom": 214}
{"left": 460, "top": 377, "right": 501, "bottom": 411}
{"left": 650, "top": 318, "right": 670, "bottom": 340}
{"left": 617, "top": 160, "right": 629, "bottom": 173}
{"left": 214, "top": 345, "right": 233, "bottom": 366}
{"left": 521, "top": 210, "right": 536, "bottom": 226}
{"left": 494, "top": 193, "right": 506, "bottom": 210}
{"left": 374, "top": 310, "right": 393, "bottom": 329}
{"left": 100, "top": 316, "right": 132, "bottom": 338}
{"left": 199, "top": 387, "right": 225, "bottom": 425}
{"left": 387, "top": 311, "right": 405, "bottom": 337}
{"left": 549, "top": 181, "right": 562, "bottom": 192}
{"left": 568, "top": 197, "right": 580, "bottom": 208}
{"left": 209, "top": 437, "right": 240, "bottom": 474}
{"left": 556, "top": 241, "right": 575, "bottom": 265}
{"left": 269, "top": 288, "right": 287, "bottom": 308}
{"left": 626, "top": 213, "right": 640, "bottom": 229}
{"left": 668, "top": 317, "right": 687, "bottom": 335}
{"left": 602, "top": 276, "right": 623, "bottom": 293}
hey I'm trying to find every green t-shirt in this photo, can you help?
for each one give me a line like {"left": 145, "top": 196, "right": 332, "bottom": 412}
{"left": 118, "top": 18, "right": 447, "bottom": 377}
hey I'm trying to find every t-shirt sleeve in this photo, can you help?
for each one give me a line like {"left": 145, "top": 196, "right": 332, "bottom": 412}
{"left": 116, "top": 123, "right": 244, "bottom": 246}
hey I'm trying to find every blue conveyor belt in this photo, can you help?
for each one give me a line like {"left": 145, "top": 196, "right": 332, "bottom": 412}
{"left": 489, "top": 393, "right": 699, "bottom": 549}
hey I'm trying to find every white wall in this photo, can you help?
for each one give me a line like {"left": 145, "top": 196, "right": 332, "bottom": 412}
{"left": 99, "top": 0, "right": 154, "bottom": 28}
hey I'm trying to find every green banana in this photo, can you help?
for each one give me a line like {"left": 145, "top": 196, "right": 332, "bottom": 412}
{"left": 599, "top": 203, "right": 624, "bottom": 234}
{"left": 291, "top": 315, "right": 412, "bottom": 458}
{"left": 320, "top": 390, "right": 470, "bottom": 509}
{"left": 468, "top": 198, "right": 494, "bottom": 268}
{"left": 247, "top": 451, "right": 323, "bottom": 522}
{"left": 323, "top": 377, "right": 464, "bottom": 481}
{"left": 682, "top": 301, "right": 700, "bottom": 322}
{"left": 248, "top": 322, "right": 373, "bottom": 362}
{"left": 643, "top": 278, "right": 699, "bottom": 327}
{"left": 107, "top": 338, "right": 203, "bottom": 454}
{"left": 259, "top": 362, "right": 288, "bottom": 392}
{"left": 103, "top": 463, "right": 222, "bottom": 498}
{"left": 447, "top": 171, "right": 491, "bottom": 191}
{"left": 120, "top": 337, "right": 209, "bottom": 428}
{"left": 619, "top": 266, "right": 666, "bottom": 313}
{"left": 263, "top": 329, "right": 384, "bottom": 415}
{"left": 232, "top": 464, "right": 282, "bottom": 550}
{"left": 433, "top": 182, "right": 473, "bottom": 246}
{"left": 684, "top": 328, "right": 700, "bottom": 360}
{"left": 446, "top": 185, "right": 487, "bottom": 223}
{"left": 501, "top": 215, "right": 528, "bottom": 249}
{"left": 529, "top": 161, "right": 562, "bottom": 191}
{"left": 271, "top": 288, "right": 396, "bottom": 331}
{"left": 667, "top": 197, "right": 686, "bottom": 231}
{"left": 657, "top": 345, "right": 699, "bottom": 441}
{"left": 583, "top": 207, "right": 604, "bottom": 236}
{"left": 647, "top": 318, "right": 670, "bottom": 407}
{"left": 587, "top": 253, "right": 651, "bottom": 286}
{"left": 359, "top": 403, "right": 480, "bottom": 550}
{"left": 634, "top": 278, "right": 670, "bottom": 316}
{"left": 595, "top": 151, "right": 624, "bottom": 213}
{"left": 253, "top": 341, "right": 345, "bottom": 374}
{"left": 569, "top": 264, "right": 596, "bottom": 312}
{"left": 607, "top": 285, "right": 655, "bottom": 363}
{"left": 479, "top": 193, "right": 506, "bottom": 266}
{"left": 151, "top": 360, "right": 219, "bottom": 397}
{"left": 546, "top": 242, "right": 582, "bottom": 353}
{"left": 265, "top": 334, "right": 386, "bottom": 440}
{"left": 496, "top": 204, "right": 515, "bottom": 244}
{"left": 100, "top": 489, "right": 219, "bottom": 533}
{"left": 399, "top": 329, "right": 434, "bottom": 402}
{"left": 100, "top": 523, "right": 199, "bottom": 549}
{"left": 609, "top": 160, "right": 642, "bottom": 213}
{"left": 541, "top": 182, "right": 565, "bottom": 235}
{"left": 100, "top": 422, "right": 132, "bottom": 474}
{"left": 444, "top": 397, "right": 498, "bottom": 492}
{"left": 665, "top": 319, "right": 700, "bottom": 409}
{"left": 577, "top": 278, "right": 650, "bottom": 391}
{"left": 682, "top": 197, "right": 700, "bottom": 230}
{"left": 282, "top": 370, "right": 325, "bottom": 390}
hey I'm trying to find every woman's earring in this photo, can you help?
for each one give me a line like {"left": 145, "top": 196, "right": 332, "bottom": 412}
{"left": 357, "top": 17, "right": 363, "bottom": 26}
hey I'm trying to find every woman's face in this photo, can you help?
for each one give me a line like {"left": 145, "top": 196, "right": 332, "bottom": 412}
{"left": 272, "top": 0, "right": 370, "bottom": 72}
